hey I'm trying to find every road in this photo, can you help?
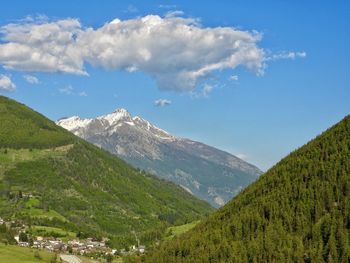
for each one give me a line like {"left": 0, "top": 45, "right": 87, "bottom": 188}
{"left": 60, "top": 254, "right": 82, "bottom": 263}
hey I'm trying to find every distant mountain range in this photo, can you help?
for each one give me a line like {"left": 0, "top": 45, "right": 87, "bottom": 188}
{"left": 57, "top": 109, "right": 262, "bottom": 207}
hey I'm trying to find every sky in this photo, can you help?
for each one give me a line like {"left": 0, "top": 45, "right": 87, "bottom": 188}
{"left": 0, "top": 0, "right": 349, "bottom": 170}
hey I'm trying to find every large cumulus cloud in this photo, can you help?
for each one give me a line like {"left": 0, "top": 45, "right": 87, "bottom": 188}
{"left": 0, "top": 15, "right": 266, "bottom": 91}
{"left": 0, "top": 19, "right": 85, "bottom": 75}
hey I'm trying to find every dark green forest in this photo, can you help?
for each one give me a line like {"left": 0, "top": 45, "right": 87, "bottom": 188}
{"left": 0, "top": 96, "right": 213, "bottom": 248}
{"left": 142, "top": 115, "right": 350, "bottom": 262}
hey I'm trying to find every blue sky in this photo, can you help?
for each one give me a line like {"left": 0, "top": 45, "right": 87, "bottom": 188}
{"left": 0, "top": 0, "right": 349, "bottom": 170}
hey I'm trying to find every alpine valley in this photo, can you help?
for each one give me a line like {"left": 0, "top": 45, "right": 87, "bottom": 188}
{"left": 142, "top": 115, "right": 350, "bottom": 263}
{"left": 0, "top": 1, "right": 348, "bottom": 262}
{"left": 57, "top": 109, "right": 262, "bottom": 207}
{"left": 0, "top": 96, "right": 214, "bottom": 248}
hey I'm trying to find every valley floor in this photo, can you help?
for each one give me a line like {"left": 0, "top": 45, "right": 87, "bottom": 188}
{"left": 0, "top": 243, "right": 124, "bottom": 263}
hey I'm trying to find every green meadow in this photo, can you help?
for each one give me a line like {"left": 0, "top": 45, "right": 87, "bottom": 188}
{"left": 0, "top": 243, "right": 55, "bottom": 263}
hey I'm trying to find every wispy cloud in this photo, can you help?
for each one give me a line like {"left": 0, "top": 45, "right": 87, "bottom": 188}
{"left": 229, "top": 75, "right": 239, "bottom": 81}
{"left": 165, "top": 10, "right": 185, "bottom": 18}
{"left": 23, "top": 74, "right": 39, "bottom": 84}
{"left": 202, "top": 84, "right": 213, "bottom": 97}
{"left": 154, "top": 98, "right": 171, "bottom": 107}
{"left": 158, "top": 4, "right": 177, "bottom": 9}
{"left": 267, "top": 51, "right": 306, "bottom": 61}
{"left": 190, "top": 83, "right": 217, "bottom": 99}
{"left": 0, "top": 74, "right": 16, "bottom": 92}
{"left": 59, "top": 85, "right": 74, "bottom": 95}
{"left": 124, "top": 4, "right": 138, "bottom": 13}
{"left": 78, "top": 91, "right": 87, "bottom": 97}
{"left": 59, "top": 85, "right": 87, "bottom": 97}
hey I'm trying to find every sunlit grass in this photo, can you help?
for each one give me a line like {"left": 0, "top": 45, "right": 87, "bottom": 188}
{"left": 164, "top": 220, "right": 200, "bottom": 240}
{"left": 0, "top": 243, "right": 55, "bottom": 263}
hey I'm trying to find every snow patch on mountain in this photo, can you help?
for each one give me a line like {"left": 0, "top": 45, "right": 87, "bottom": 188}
{"left": 57, "top": 107, "right": 262, "bottom": 207}
{"left": 58, "top": 116, "right": 92, "bottom": 131}
{"left": 99, "top": 108, "right": 132, "bottom": 126}
{"left": 57, "top": 108, "right": 175, "bottom": 141}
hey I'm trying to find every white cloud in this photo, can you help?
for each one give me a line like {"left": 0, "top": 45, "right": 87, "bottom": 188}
{"left": 190, "top": 83, "right": 217, "bottom": 98}
{"left": 229, "top": 75, "right": 238, "bottom": 81}
{"left": 165, "top": 10, "right": 185, "bottom": 18}
{"left": 202, "top": 84, "right": 213, "bottom": 97}
{"left": 158, "top": 4, "right": 177, "bottom": 9}
{"left": 0, "top": 18, "right": 86, "bottom": 75}
{"left": 59, "top": 85, "right": 73, "bottom": 95}
{"left": 154, "top": 98, "right": 171, "bottom": 107}
{"left": 125, "top": 5, "right": 138, "bottom": 13}
{"left": 23, "top": 74, "right": 39, "bottom": 84}
{"left": 0, "top": 15, "right": 306, "bottom": 93}
{"left": 267, "top": 51, "right": 306, "bottom": 61}
{"left": 78, "top": 91, "right": 87, "bottom": 97}
{"left": 59, "top": 85, "right": 87, "bottom": 96}
{"left": 0, "top": 15, "right": 266, "bottom": 92}
{"left": 0, "top": 74, "right": 16, "bottom": 92}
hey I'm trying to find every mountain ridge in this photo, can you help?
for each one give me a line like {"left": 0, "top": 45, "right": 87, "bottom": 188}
{"left": 0, "top": 96, "right": 214, "bottom": 248}
{"left": 57, "top": 108, "right": 262, "bottom": 207}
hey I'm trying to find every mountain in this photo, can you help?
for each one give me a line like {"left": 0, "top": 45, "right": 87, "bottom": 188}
{"left": 143, "top": 115, "right": 350, "bottom": 262}
{"left": 0, "top": 96, "right": 214, "bottom": 247}
{"left": 57, "top": 109, "right": 262, "bottom": 207}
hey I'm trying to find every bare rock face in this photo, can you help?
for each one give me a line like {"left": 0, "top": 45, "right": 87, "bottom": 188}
{"left": 57, "top": 109, "right": 262, "bottom": 207}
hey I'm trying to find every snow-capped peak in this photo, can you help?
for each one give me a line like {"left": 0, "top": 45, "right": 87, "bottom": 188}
{"left": 56, "top": 116, "right": 92, "bottom": 131}
{"left": 57, "top": 107, "right": 176, "bottom": 141}
{"left": 98, "top": 108, "right": 132, "bottom": 126}
{"left": 133, "top": 116, "right": 151, "bottom": 129}
{"left": 133, "top": 115, "right": 174, "bottom": 140}
{"left": 114, "top": 108, "right": 129, "bottom": 114}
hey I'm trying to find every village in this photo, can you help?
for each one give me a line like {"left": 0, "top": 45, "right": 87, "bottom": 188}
{"left": 0, "top": 217, "right": 146, "bottom": 258}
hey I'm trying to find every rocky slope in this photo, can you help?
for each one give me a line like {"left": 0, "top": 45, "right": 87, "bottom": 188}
{"left": 57, "top": 109, "right": 262, "bottom": 207}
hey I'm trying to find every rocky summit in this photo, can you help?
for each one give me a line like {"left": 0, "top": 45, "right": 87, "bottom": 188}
{"left": 57, "top": 109, "right": 262, "bottom": 207}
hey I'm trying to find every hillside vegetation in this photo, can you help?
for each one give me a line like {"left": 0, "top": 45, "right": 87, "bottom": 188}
{"left": 0, "top": 97, "right": 75, "bottom": 148}
{"left": 0, "top": 243, "right": 55, "bottom": 263}
{"left": 144, "top": 115, "right": 350, "bottom": 262}
{"left": 0, "top": 96, "right": 214, "bottom": 247}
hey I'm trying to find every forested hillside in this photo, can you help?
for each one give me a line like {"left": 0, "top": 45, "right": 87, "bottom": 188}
{"left": 0, "top": 97, "right": 75, "bottom": 148}
{"left": 144, "top": 115, "right": 350, "bottom": 262}
{"left": 0, "top": 96, "right": 214, "bottom": 248}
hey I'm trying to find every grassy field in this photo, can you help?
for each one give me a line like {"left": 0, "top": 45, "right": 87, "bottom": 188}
{"left": 31, "top": 226, "right": 76, "bottom": 241}
{"left": 24, "top": 197, "right": 67, "bottom": 221}
{"left": 25, "top": 207, "right": 67, "bottom": 221}
{"left": 0, "top": 243, "right": 113, "bottom": 263}
{"left": 112, "top": 257, "right": 124, "bottom": 263}
{"left": 0, "top": 243, "right": 55, "bottom": 263}
{"left": 0, "top": 146, "right": 72, "bottom": 177}
{"left": 164, "top": 220, "right": 200, "bottom": 240}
